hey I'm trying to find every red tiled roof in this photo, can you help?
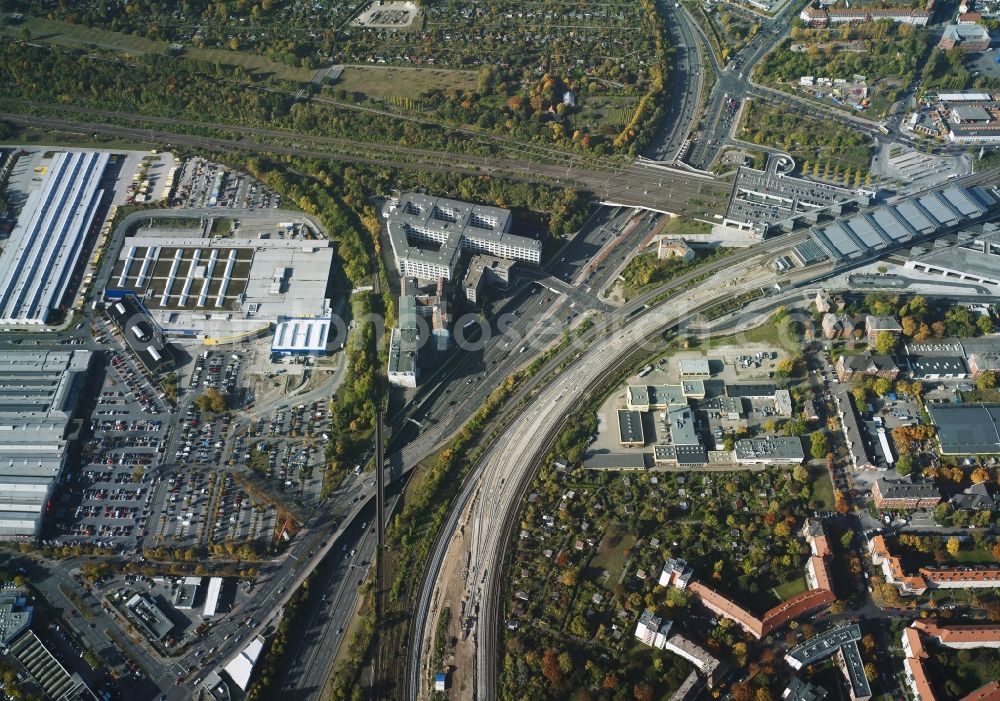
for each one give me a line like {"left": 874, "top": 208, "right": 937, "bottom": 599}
{"left": 919, "top": 567, "right": 1000, "bottom": 584}
{"left": 913, "top": 620, "right": 1000, "bottom": 646}
{"left": 905, "top": 654, "right": 937, "bottom": 701}
{"left": 960, "top": 682, "right": 1000, "bottom": 701}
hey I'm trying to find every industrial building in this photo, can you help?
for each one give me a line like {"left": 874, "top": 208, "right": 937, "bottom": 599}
{"left": 384, "top": 193, "right": 541, "bottom": 281}
{"left": 108, "top": 222, "right": 335, "bottom": 340}
{"left": 0, "top": 150, "right": 110, "bottom": 325}
{"left": 0, "top": 350, "right": 94, "bottom": 538}
{"left": 929, "top": 403, "right": 1000, "bottom": 454}
{"left": 795, "top": 183, "right": 998, "bottom": 264}
{"left": 7, "top": 630, "right": 98, "bottom": 700}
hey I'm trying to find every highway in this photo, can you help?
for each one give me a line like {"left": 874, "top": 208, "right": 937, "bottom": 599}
{"left": 407, "top": 168, "right": 1000, "bottom": 700}
{"left": 645, "top": 0, "right": 704, "bottom": 163}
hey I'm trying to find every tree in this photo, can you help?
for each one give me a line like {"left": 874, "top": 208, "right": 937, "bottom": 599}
{"left": 194, "top": 387, "right": 227, "bottom": 413}
{"left": 978, "top": 371, "right": 998, "bottom": 392}
{"left": 874, "top": 331, "right": 897, "bottom": 354}
{"left": 542, "top": 649, "right": 562, "bottom": 685}
{"left": 633, "top": 682, "right": 655, "bottom": 701}
{"left": 873, "top": 377, "right": 893, "bottom": 397}
{"left": 896, "top": 454, "right": 914, "bottom": 477}
{"left": 947, "top": 536, "right": 961, "bottom": 557}
{"left": 810, "top": 431, "right": 829, "bottom": 460}
{"left": 733, "top": 641, "right": 748, "bottom": 667}
{"left": 972, "top": 467, "right": 990, "bottom": 484}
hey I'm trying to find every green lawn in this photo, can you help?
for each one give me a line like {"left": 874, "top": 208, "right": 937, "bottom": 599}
{"left": 771, "top": 575, "right": 809, "bottom": 602}
{"left": 331, "top": 64, "right": 478, "bottom": 100}
{"left": 589, "top": 528, "right": 636, "bottom": 585}
{"left": 809, "top": 464, "right": 836, "bottom": 511}
{"left": 0, "top": 16, "right": 314, "bottom": 82}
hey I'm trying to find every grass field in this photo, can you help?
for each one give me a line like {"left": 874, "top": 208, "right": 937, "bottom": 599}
{"left": 771, "top": 575, "right": 808, "bottom": 602}
{"left": 809, "top": 464, "right": 836, "bottom": 511}
{"left": 0, "top": 16, "right": 314, "bottom": 82}
{"left": 589, "top": 528, "right": 636, "bottom": 585}
{"left": 332, "top": 64, "right": 478, "bottom": 100}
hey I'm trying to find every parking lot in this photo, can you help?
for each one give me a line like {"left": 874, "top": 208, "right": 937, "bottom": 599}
{"left": 51, "top": 369, "right": 165, "bottom": 550}
{"left": 235, "top": 401, "right": 332, "bottom": 505}
{"left": 170, "top": 156, "right": 280, "bottom": 210}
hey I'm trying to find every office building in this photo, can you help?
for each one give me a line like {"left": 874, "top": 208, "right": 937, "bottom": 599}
{"left": 0, "top": 150, "right": 109, "bottom": 325}
{"left": 384, "top": 193, "right": 541, "bottom": 281}
{"left": 463, "top": 255, "right": 515, "bottom": 303}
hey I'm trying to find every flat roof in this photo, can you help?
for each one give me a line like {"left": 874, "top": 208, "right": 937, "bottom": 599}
{"left": 929, "top": 403, "right": 1000, "bottom": 454}
{"left": 0, "top": 150, "right": 109, "bottom": 325}
{"left": 271, "top": 318, "right": 331, "bottom": 354}
{"left": 582, "top": 452, "right": 648, "bottom": 469}
{"left": 906, "top": 355, "right": 967, "bottom": 377}
{"left": 617, "top": 409, "right": 645, "bottom": 444}
{"left": 225, "top": 636, "right": 265, "bottom": 690}
{"left": 786, "top": 624, "right": 862, "bottom": 667}
{"left": 111, "top": 232, "right": 334, "bottom": 322}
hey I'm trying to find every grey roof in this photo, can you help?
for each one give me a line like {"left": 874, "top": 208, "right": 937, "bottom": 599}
{"left": 839, "top": 640, "right": 872, "bottom": 700}
{"left": 725, "top": 383, "right": 776, "bottom": 398}
{"left": 950, "top": 481, "right": 1000, "bottom": 511}
{"left": 0, "top": 350, "right": 93, "bottom": 537}
{"left": 841, "top": 352, "right": 898, "bottom": 374}
{"left": 125, "top": 594, "right": 175, "bottom": 640}
{"left": 628, "top": 384, "right": 687, "bottom": 407}
{"left": 942, "top": 22, "right": 991, "bottom": 43}
{"left": 906, "top": 355, "right": 967, "bottom": 377}
{"left": 929, "top": 403, "right": 1000, "bottom": 454}
{"left": 0, "top": 590, "right": 32, "bottom": 646}
{"left": 734, "top": 437, "right": 805, "bottom": 462}
{"left": 784, "top": 678, "right": 827, "bottom": 701}
{"left": 875, "top": 476, "right": 940, "bottom": 500}
{"left": 384, "top": 193, "right": 540, "bottom": 279}
{"left": 786, "top": 624, "right": 862, "bottom": 668}
{"left": 582, "top": 452, "right": 648, "bottom": 469}
{"left": 678, "top": 358, "right": 710, "bottom": 375}
{"left": 617, "top": 409, "right": 645, "bottom": 445}
{"left": 809, "top": 184, "right": 995, "bottom": 262}
{"left": 952, "top": 105, "right": 991, "bottom": 123}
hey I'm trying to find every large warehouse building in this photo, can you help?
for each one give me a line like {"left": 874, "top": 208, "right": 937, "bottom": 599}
{"left": 0, "top": 150, "right": 110, "bottom": 325}
{"left": 0, "top": 350, "right": 94, "bottom": 538}
{"left": 384, "top": 193, "right": 541, "bottom": 280}
{"left": 108, "top": 228, "right": 336, "bottom": 340}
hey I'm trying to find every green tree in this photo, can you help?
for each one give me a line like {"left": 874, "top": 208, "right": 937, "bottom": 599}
{"left": 873, "top": 378, "right": 892, "bottom": 397}
{"left": 978, "top": 371, "right": 998, "bottom": 392}
{"left": 874, "top": 331, "right": 897, "bottom": 354}
{"left": 810, "top": 431, "right": 829, "bottom": 460}
{"left": 896, "top": 454, "right": 914, "bottom": 477}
